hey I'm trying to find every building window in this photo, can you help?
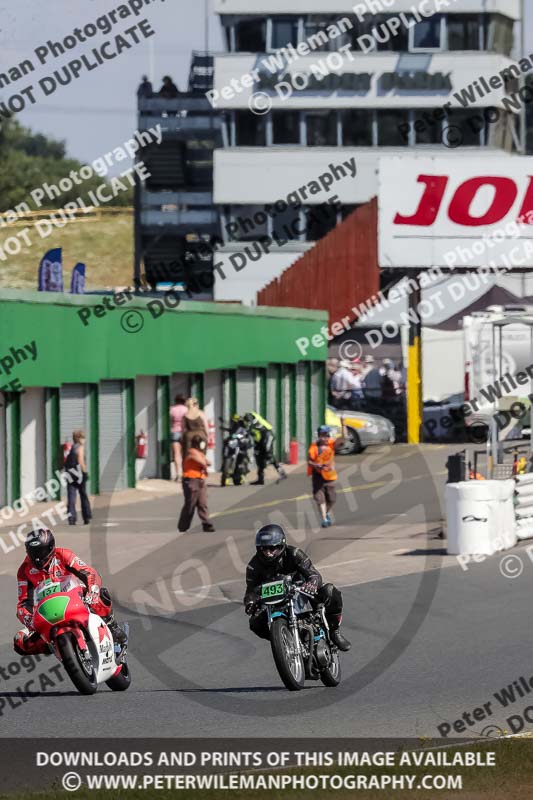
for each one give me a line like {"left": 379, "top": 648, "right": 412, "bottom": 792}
{"left": 341, "top": 205, "right": 360, "bottom": 220}
{"left": 415, "top": 111, "right": 443, "bottom": 145}
{"left": 444, "top": 109, "right": 483, "bottom": 146}
{"left": 377, "top": 110, "right": 410, "bottom": 146}
{"left": 447, "top": 14, "right": 481, "bottom": 50}
{"left": 341, "top": 110, "right": 373, "bottom": 146}
{"left": 306, "top": 111, "right": 338, "bottom": 146}
{"left": 306, "top": 204, "right": 338, "bottom": 241}
{"left": 228, "top": 205, "right": 269, "bottom": 241}
{"left": 348, "top": 17, "right": 377, "bottom": 52}
{"left": 272, "top": 111, "right": 300, "bottom": 144}
{"left": 235, "top": 18, "right": 266, "bottom": 52}
{"left": 234, "top": 111, "right": 266, "bottom": 146}
{"left": 304, "top": 15, "right": 346, "bottom": 50}
{"left": 272, "top": 203, "right": 302, "bottom": 241}
{"left": 411, "top": 15, "right": 444, "bottom": 51}
{"left": 270, "top": 17, "right": 299, "bottom": 50}
{"left": 487, "top": 14, "right": 514, "bottom": 56}
{"left": 373, "top": 15, "right": 409, "bottom": 51}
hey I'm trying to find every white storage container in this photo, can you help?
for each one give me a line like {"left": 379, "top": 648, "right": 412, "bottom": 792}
{"left": 446, "top": 480, "right": 516, "bottom": 555}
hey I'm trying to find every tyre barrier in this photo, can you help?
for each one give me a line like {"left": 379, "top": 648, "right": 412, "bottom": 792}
{"left": 515, "top": 472, "right": 533, "bottom": 540}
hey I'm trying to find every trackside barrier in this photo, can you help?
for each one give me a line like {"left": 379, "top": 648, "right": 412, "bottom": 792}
{"left": 446, "top": 480, "right": 515, "bottom": 555}
{"left": 514, "top": 472, "right": 533, "bottom": 540}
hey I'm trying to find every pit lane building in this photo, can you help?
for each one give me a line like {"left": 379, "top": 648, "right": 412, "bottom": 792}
{"left": 0, "top": 292, "right": 326, "bottom": 507}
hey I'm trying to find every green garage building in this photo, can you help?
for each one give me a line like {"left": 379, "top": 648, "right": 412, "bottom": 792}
{"left": 0, "top": 291, "right": 327, "bottom": 506}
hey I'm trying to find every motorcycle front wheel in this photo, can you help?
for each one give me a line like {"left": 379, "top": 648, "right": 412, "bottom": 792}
{"left": 57, "top": 633, "right": 97, "bottom": 695}
{"left": 270, "top": 618, "right": 305, "bottom": 691}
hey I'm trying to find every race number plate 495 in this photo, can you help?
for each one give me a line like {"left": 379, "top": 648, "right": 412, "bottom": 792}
{"left": 261, "top": 581, "right": 284, "bottom": 599}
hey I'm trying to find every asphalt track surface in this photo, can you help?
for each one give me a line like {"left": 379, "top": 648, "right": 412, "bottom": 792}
{"left": 0, "top": 444, "right": 531, "bottom": 740}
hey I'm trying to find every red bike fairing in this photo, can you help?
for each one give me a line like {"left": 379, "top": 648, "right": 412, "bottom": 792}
{"left": 17, "top": 548, "right": 107, "bottom": 629}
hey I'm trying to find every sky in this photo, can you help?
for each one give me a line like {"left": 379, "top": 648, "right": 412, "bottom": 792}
{"left": 0, "top": 0, "right": 223, "bottom": 171}
{"left": 0, "top": 1, "right": 531, "bottom": 171}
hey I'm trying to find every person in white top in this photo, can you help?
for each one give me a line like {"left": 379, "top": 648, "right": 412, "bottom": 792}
{"left": 330, "top": 361, "right": 362, "bottom": 403}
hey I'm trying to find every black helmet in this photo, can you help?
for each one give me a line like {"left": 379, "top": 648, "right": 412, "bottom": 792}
{"left": 25, "top": 529, "right": 55, "bottom": 569}
{"left": 243, "top": 413, "right": 255, "bottom": 426}
{"left": 255, "top": 524, "right": 286, "bottom": 565}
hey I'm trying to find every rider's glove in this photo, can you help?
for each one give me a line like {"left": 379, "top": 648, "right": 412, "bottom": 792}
{"left": 301, "top": 580, "right": 318, "bottom": 596}
{"left": 245, "top": 601, "right": 256, "bottom": 616}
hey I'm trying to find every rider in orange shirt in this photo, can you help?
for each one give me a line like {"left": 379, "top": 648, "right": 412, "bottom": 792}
{"left": 308, "top": 425, "right": 338, "bottom": 528}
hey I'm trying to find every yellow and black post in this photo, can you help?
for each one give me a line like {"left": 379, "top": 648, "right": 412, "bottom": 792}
{"left": 407, "top": 277, "right": 422, "bottom": 444}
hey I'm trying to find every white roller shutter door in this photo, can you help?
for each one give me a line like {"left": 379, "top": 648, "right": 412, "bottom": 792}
{"left": 266, "top": 366, "right": 277, "bottom": 428}
{"left": 296, "top": 362, "right": 308, "bottom": 458}
{"left": 60, "top": 384, "right": 90, "bottom": 444}
{"left": 311, "top": 363, "right": 322, "bottom": 433}
{"left": 98, "top": 381, "right": 127, "bottom": 491}
{"left": 236, "top": 368, "right": 256, "bottom": 415}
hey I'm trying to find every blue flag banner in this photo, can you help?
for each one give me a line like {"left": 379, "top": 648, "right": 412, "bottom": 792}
{"left": 38, "top": 248, "right": 63, "bottom": 292}
{"left": 70, "top": 262, "right": 86, "bottom": 294}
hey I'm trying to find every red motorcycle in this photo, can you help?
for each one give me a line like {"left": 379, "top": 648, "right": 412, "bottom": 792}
{"left": 32, "top": 575, "right": 130, "bottom": 695}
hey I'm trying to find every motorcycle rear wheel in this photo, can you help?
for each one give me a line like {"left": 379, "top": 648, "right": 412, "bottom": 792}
{"left": 106, "top": 661, "right": 131, "bottom": 691}
{"left": 320, "top": 647, "right": 342, "bottom": 687}
{"left": 270, "top": 618, "right": 305, "bottom": 691}
{"left": 57, "top": 633, "right": 97, "bottom": 695}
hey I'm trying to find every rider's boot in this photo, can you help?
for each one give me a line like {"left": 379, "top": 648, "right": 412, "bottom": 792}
{"left": 329, "top": 615, "right": 351, "bottom": 652}
{"left": 13, "top": 629, "right": 50, "bottom": 656}
{"left": 103, "top": 613, "right": 128, "bottom": 645}
{"left": 276, "top": 466, "right": 287, "bottom": 483}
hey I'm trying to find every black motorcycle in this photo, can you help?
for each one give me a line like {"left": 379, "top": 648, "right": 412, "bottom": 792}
{"left": 219, "top": 420, "right": 253, "bottom": 486}
{"left": 253, "top": 576, "right": 341, "bottom": 691}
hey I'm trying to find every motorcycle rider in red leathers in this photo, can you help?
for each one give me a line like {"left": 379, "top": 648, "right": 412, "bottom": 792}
{"left": 14, "top": 528, "right": 127, "bottom": 656}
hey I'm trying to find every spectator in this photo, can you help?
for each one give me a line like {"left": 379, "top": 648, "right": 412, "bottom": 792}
{"left": 381, "top": 359, "right": 397, "bottom": 402}
{"left": 330, "top": 360, "right": 361, "bottom": 404}
{"left": 137, "top": 75, "right": 153, "bottom": 98}
{"left": 64, "top": 430, "right": 92, "bottom": 526}
{"left": 182, "top": 397, "right": 208, "bottom": 458}
{"left": 349, "top": 360, "right": 364, "bottom": 400}
{"left": 360, "top": 355, "right": 374, "bottom": 379}
{"left": 159, "top": 75, "right": 179, "bottom": 98}
{"left": 169, "top": 394, "right": 187, "bottom": 482}
{"left": 388, "top": 360, "right": 404, "bottom": 396}
{"left": 362, "top": 356, "right": 383, "bottom": 401}
{"left": 177, "top": 435, "right": 215, "bottom": 533}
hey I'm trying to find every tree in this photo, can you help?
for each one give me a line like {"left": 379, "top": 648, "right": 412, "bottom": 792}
{"left": 0, "top": 119, "right": 133, "bottom": 213}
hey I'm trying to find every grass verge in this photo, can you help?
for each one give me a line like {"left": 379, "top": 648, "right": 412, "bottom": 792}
{"left": 0, "top": 212, "right": 133, "bottom": 290}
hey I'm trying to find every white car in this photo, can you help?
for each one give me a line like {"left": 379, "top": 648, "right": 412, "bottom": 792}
{"left": 326, "top": 407, "right": 396, "bottom": 455}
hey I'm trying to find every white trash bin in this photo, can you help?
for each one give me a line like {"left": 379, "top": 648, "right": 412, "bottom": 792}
{"left": 446, "top": 480, "right": 515, "bottom": 555}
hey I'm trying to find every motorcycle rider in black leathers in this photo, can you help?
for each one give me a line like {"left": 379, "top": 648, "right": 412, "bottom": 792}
{"left": 244, "top": 524, "right": 351, "bottom": 651}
